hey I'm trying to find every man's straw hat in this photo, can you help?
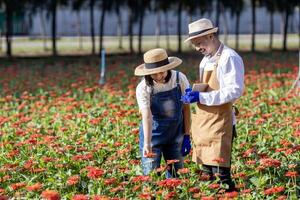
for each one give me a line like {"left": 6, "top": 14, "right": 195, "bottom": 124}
{"left": 134, "top": 48, "right": 182, "bottom": 76}
{"left": 184, "top": 18, "right": 218, "bottom": 42}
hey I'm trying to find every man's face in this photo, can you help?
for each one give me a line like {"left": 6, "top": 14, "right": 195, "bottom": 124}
{"left": 190, "top": 35, "right": 214, "bottom": 56}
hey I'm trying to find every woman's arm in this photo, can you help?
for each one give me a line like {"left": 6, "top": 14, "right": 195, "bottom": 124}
{"left": 183, "top": 104, "right": 191, "bottom": 135}
{"left": 140, "top": 107, "right": 153, "bottom": 156}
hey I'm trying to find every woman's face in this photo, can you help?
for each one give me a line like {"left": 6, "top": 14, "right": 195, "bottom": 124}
{"left": 150, "top": 71, "right": 168, "bottom": 83}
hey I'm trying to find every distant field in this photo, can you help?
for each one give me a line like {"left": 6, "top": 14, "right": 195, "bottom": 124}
{"left": 0, "top": 34, "right": 299, "bottom": 56}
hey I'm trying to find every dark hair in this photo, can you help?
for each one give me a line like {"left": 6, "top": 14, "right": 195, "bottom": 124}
{"left": 145, "top": 70, "right": 172, "bottom": 87}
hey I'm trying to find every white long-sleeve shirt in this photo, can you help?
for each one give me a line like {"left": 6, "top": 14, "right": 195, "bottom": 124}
{"left": 199, "top": 44, "right": 245, "bottom": 124}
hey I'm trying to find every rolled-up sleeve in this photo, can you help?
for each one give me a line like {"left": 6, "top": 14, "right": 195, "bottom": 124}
{"left": 136, "top": 83, "right": 150, "bottom": 110}
{"left": 199, "top": 55, "right": 244, "bottom": 106}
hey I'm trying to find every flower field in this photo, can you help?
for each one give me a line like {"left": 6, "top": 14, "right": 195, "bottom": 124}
{"left": 0, "top": 52, "right": 299, "bottom": 199}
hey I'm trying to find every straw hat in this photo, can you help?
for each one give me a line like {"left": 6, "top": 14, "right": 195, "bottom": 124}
{"left": 184, "top": 18, "right": 218, "bottom": 42}
{"left": 134, "top": 48, "right": 182, "bottom": 76}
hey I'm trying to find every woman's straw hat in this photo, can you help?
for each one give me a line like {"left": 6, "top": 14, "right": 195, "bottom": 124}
{"left": 134, "top": 48, "right": 182, "bottom": 76}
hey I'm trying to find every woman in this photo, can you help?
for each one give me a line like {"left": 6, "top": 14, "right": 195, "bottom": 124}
{"left": 135, "top": 48, "right": 191, "bottom": 178}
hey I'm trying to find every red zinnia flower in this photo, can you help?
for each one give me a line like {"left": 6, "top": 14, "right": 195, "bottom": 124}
{"left": 67, "top": 175, "right": 80, "bottom": 186}
{"left": 157, "top": 178, "right": 182, "bottom": 188}
{"left": 131, "top": 175, "right": 151, "bottom": 183}
{"left": 285, "top": 171, "right": 298, "bottom": 177}
{"left": 86, "top": 166, "right": 104, "bottom": 179}
{"left": 26, "top": 183, "right": 43, "bottom": 191}
{"left": 264, "top": 186, "right": 285, "bottom": 195}
{"left": 138, "top": 193, "right": 152, "bottom": 200}
{"left": 41, "top": 190, "right": 60, "bottom": 200}
{"left": 71, "top": 194, "right": 88, "bottom": 200}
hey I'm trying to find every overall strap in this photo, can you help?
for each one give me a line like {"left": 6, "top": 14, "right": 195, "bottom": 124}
{"left": 176, "top": 71, "right": 179, "bottom": 85}
{"left": 200, "top": 43, "right": 224, "bottom": 82}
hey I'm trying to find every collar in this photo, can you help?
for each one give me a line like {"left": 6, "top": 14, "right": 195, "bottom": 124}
{"left": 205, "top": 43, "right": 224, "bottom": 62}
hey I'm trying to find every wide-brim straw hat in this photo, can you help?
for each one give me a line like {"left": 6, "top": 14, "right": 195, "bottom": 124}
{"left": 184, "top": 18, "right": 218, "bottom": 42}
{"left": 134, "top": 48, "right": 182, "bottom": 76}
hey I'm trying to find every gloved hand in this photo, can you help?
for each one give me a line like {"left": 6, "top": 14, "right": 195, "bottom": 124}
{"left": 181, "top": 87, "right": 200, "bottom": 104}
{"left": 181, "top": 135, "right": 191, "bottom": 156}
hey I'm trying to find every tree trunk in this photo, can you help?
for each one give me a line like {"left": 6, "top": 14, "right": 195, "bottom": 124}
{"left": 99, "top": 0, "right": 106, "bottom": 55}
{"left": 215, "top": 0, "right": 220, "bottom": 29}
{"left": 76, "top": 11, "right": 83, "bottom": 50}
{"left": 138, "top": 7, "right": 144, "bottom": 54}
{"left": 39, "top": 11, "right": 47, "bottom": 51}
{"left": 164, "top": 11, "right": 170, "bottom": 50}
{"left": 5, "top": 2, "right": 13, "bottom": 56}
{"left": 155, "top": 11, "right": 161, "bottom": 48}
{"left": 51, "top": 0, "right": 57, "bottom": 56}
{"left": 251, "top": 0, "right": 256, "bottom": 52}
{"left": 0, "top": 30, "right": 2, "bottom": 52}
{"left": 269, "top": 10, "right": 273, "bottom": 50}
{"left": 116, "top": 8, "right": 123, "bottom": 49}
{"left": 221, "top": 4, "right": 228, "bottom": 45}
{"left": 177, "top": 1, "right": 182, "bottom": 53}
{"left": 89, "top": 0, "right": 95, "bottom": 55}
{"left": 235, "top": 12, "right": 240, "bottom": 50}
{"left": 128, "top": 9, "right": 134, "bottom": 53}
{"left": 283, "top": 9, "right": 289, "bottom": 51}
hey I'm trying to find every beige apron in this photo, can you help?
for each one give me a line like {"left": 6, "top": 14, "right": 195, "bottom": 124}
{"left": 191, "top": 46, "right": 233, "bottom": 168}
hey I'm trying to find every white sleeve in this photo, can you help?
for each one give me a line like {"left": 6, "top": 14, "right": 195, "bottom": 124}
{"left": 136, "top": 82, "right": 151, "bottom": 110}
{"left": 199, "top": 56, "right": 244, "bottom": 106}
{"left": 179, "top": 72, "right": 190, "bottom": 95}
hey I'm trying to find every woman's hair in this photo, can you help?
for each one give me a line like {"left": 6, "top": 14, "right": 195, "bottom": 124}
{"left": 145, "top": 70, "right": 172, "bottom": 87}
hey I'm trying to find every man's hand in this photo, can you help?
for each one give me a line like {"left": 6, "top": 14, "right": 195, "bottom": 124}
{"left": 181, "top": 135, "right": 191, "bottom": 156}
{"left": 181, "top": 87, "right": 200, "bottom": 104}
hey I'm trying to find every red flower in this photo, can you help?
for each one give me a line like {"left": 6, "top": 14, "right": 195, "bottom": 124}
{"left": 188, "top": 187, "right": 200, "bottom": 193}
{"left": 178, "top": 168, "right": 190, "bottom": 174}
{"left": 259, "top": 158, "right": 281, "bottom": 168}
{"left": 104, "top": 178, "right": 117, "bottom": 185}
{"left": 10, "top": 182, "right": 26, "bottom": 190}
{"left": 92, "top": 195, "right": 109, "bottom": 200}
{"left": 264, "top": 186, "right": 285, "bottom": 195}
{"left": 285, "top": 171, "right": 298, "bottom": 177}
{"left": 86, "top": 166, "right": 105, "bottom": 179}
{"left": 208, "top": 183, "right": 220, "bottom": 190}
{"left": 225, "top": 191, "right": 239, "bottom": 198}
{"left": 131, "top": 175, "right": 151, "bottom": 183}
{"left": 157, "top": 178, "right": 182, "bottom": 188}
{"left": 138, "top": 193, "right": 152, "bottom": 200}
{"left": 67, "top": 175, "right": 80, "bottom": 186}
{"left": 165, "top": 191, "right": 177, "bottom": 199}
{"left": 71, "top": 194, "right": 88, "bottom": 200}
{"left": 166, "top": 159, "right": 180, "bottom": 164}
{"left": 26, "top": 183, "right": 43, "bottom": 191}
{"left": 41, "top": 190, "right": 60, "bottom": 200}
{"left": 0, "top": 195, "right": 9, "bottom": 200}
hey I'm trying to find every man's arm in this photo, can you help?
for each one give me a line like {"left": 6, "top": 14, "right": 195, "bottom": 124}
{"left": 199, "top": 56, "right": 244, "bottom": 106}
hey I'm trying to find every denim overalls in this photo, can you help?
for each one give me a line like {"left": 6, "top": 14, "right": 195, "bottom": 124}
{"left": 139, "top": 71, "right": 184, "bottom": 178}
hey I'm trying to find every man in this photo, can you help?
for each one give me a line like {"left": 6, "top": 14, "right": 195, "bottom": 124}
{"left": 181, "top": 18, "right": 244, "bottom": 192}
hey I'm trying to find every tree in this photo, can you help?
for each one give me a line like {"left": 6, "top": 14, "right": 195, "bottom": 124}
{"left": 250, "top": 0, "right": 256, "bottom": 52}
{"left": 71, "top": 0, "right": 86, "bottom": 51}
{"left": 112, "top": 0, "right": 125, "bottom": 50}
{"left": 2, "top": 0, "right": 24, "bottom": 56}
{"left": 261, "top": 0, "right": 276, "bottom": 50}
{"left": 224, "top": 0, "right": 244, "bottom": 50}
{"left": 177, "top": 0, "right": 183, "bottom": 53}
{"left": 137, "top": 0, "right": 150, "bottom": 54}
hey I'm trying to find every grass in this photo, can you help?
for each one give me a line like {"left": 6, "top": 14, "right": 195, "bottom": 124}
{"left": 0, "top": 34, "right": 299, "bottom": 57}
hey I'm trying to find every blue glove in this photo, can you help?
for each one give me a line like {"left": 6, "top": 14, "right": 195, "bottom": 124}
{"left": 181, "top": 87, "right": 200, "bottom": 104}
{"left": 181, "top": 135, "right": 191, "bottom": 156}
